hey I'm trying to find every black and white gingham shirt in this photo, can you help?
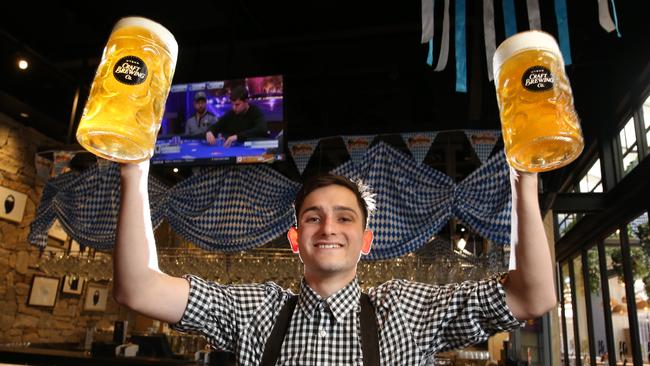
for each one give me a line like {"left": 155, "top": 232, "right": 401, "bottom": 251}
{"left": 171, "top": 274, "right": 524, "bottom": 365}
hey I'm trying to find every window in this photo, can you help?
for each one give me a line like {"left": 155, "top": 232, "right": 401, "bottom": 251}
{"left": 619, "top": 117, "right": 639, "bottom": 175}
{"left": 558, "top": 213, "right": 579, "bottom": 237}
{"left": 578, "top": 159, "right": 603, "bottom": 193}
{"left": 641, "top": 97, "right": 650, "bottom": 151}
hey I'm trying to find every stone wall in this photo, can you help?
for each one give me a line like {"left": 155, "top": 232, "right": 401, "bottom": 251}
{"left": 0, "top": 113, "right": 122, "bottom": 345}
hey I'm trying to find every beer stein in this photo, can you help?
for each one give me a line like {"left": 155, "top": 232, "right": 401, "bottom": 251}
{"left": 76, "top": 17, "right": 178, "bottom": 163}
{"left": 493, "top": 30, "right": 583, "bottom": 172}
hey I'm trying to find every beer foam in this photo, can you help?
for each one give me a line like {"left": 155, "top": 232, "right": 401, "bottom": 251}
{"left": 113, "top": 17, "right": 178, "bottom": 62}
{"left": 493, "top": 31, "right": 562, "bottom": 76}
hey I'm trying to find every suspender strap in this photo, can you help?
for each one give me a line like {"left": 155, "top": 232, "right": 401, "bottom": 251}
{"left": 261, "top": 293, "right": 380, "bottom": 366}
{"left": 360, "top": 292, "right": 380, "bottom": 366}
{"left": 261, "top": 295, "right": 298, "bottom": 366}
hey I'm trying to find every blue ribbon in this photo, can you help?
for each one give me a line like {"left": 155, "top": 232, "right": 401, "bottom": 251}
{"left": 610, "top": 0, "right": 622, "bottom": 37}
{"left": 455, "top": 0, "right": 467, "bottom": 93}
{"left": 427, "top": 39, "right": 434, "bottom": 66}
{"left": 554, "top": 0, "right": 573, "bottom": 65}
{"left": 502, "top": 0, "right": 517, "bottom": 37}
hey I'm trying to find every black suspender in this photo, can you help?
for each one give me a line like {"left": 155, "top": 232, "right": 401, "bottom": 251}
{"left": 260, "top": 296, "right": 298, "bottom": 366}
{"left": 260, "top": 293, "right": 380, "bottom": 366}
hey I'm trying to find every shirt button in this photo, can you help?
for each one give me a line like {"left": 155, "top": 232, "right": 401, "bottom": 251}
{"left": 319, "top": 328, "right": 327, "bottom": 338}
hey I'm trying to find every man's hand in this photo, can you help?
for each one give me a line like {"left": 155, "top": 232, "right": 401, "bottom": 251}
{"left": 206, "top": 131, "right": 216, "bottom": 145}
{"left": 224, "top": 134, "right": 238, "bottom": 148}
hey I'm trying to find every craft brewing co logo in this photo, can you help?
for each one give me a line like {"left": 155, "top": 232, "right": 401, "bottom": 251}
{"left": 113, "top": 56, "right": 148, "bottom": 85}
{"left": 522, "top": 66, "right": 554, "bottom": 92}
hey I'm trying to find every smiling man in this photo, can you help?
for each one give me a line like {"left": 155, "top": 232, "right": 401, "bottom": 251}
{"left": 114, "top": 163, "right": 556, "bottom": 365}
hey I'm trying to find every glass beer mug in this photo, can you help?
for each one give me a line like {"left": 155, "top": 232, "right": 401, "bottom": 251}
{"left": 76, "top": 17, "right": 178, "bottom": 163}
{"left": 493, "top": 30, "right": 583, "bottom": 172}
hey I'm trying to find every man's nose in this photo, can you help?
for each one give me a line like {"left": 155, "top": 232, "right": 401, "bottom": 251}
{"left": 319, "top": 216, "right": 337, "bottom": 235}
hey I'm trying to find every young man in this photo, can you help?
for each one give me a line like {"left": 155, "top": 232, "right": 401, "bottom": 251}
{"left": 205, "top": 86, "right": 268, "bottom": 148}
{"left": 114, "top": 162, "right": 555, "bottom": 365}
{"left": 184, "top": 92, "right": 218, "bottom": 136}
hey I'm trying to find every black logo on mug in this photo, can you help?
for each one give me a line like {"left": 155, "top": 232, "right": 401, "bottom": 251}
{"left": 113, "top": 56, "right": 148, "bottom": 85}
{"left": 522, "top": 66, "right": 554, "bottom": 92}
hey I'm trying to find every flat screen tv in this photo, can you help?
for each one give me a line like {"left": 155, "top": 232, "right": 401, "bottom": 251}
{"left": 151, "top": 75, "right": 284, "bottom": 166}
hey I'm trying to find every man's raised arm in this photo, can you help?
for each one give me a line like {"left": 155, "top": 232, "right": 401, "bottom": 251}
{"left": 113, "top": 161, "right": 189, "bottom": 324}
{"left": 504, "top": 169, "right": 557, "bottom": 320}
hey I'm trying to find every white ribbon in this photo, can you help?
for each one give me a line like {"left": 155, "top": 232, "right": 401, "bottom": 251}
{"left": 526, "top": 0, "right": 542, "bottom": 30}
{"left": 422, "top": 0, "right": 434, "bottom": 43}
{"left": 434, "top": 0, "right": 450, "bottom": 71}
{"left": 483, "top": 0, "right": 496, "bottom": 81}
{"left": 597, "top": 0, "right": 616, "bottom": 33}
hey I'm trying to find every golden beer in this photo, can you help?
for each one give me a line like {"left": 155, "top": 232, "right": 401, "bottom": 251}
{"left": 76, "top": 17, "right": 178, "bottom": 163}
{"left": 493, "top": 31, "right": 583, "bottom": 172}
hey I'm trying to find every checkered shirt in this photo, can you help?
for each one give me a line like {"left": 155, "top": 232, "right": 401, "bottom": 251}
{"left": 170, "top": 274, "right": 524, "bottom": 365}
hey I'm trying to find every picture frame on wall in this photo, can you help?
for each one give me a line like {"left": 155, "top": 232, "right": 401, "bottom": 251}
{"left": 48, "top": 219, "right": 68, "bottom": 242}
{"left": 0, "top": 185, "right": 28, "bottom": 224}
{"left": 83, "top": 283, "right": 108, "bottom": 312}
{"left": 27, "top": 275, "right": 60, "bottom": 307}
{"left": 61, "top": 274, "right": 85, "bottom": 295}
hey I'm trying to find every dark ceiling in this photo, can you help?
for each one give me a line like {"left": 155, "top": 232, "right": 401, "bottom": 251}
{"left": 0, "top": 1, "right": 649, "bottom": 186}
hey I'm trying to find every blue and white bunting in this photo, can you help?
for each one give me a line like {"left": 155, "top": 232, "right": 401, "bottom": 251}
{"left": 401, "top": 131, "right": 438, "bottom": 164}
{"left": 288, "top": 139, "right": 318, "bottom": 175}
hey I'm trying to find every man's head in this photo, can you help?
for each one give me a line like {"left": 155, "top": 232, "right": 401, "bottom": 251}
{"left": 193, "top": 91, "right": 207, "bottom": 114}
{"left": 288, "top": 174, "right": 376, "bottom": 281}
{"left": 230, "top": 86, "right": 250, "bottom": 115}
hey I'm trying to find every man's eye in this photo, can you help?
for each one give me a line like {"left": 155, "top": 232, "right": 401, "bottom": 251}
{"left": 305, "top": 217, "right": 320, "bottom": 223}
{"left": 339, "top": 217, "right": 352, "bottom": 222}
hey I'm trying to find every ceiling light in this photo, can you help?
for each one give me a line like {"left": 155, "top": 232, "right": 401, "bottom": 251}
{"left": 18, "top": 59, "right": 29, "bottom": 70}
{"left": 172, "top": 168, "right": 179, "bottom": 173}
{"left": 20, "top": 112, "right": 29, "bottom": 118}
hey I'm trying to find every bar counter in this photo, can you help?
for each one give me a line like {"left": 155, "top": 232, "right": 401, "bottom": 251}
{"left": 0, "top": 346, "right": 199, "bottom": 366}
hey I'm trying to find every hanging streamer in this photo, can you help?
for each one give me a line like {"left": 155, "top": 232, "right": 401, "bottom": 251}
{"left": 502, "top": 0, "right": 517, "bottom": 38}
{"left": 609, "top": 0, "right": 622, "bottom": 37}
{"left": 401, "top": 132, "right": 438, "bottom": 164}
{"left": 483, "top": 0, "right": 497, "bottom": 81}
{"left": 455, "top": 0, "right": 467, "bottom": 93}
{"left": 427, "top": 40, "right": 434, "bottom": 66}
{"left": 554, "top": 0, "right": 573, "bottom": 65}
{"left": 526, "top": 0, "right": 542, "bottom": 30}
{"left": 288, "top": 140, "right": 318, "bottom": 175}
{"left": 597, "top": 0, "right": 615, "bottom": 33}
{"left": 434, "top": 0, "right": 450, "bottom": 71}
{"left": 421, "top": 0, "right": 434, "bottom": 43}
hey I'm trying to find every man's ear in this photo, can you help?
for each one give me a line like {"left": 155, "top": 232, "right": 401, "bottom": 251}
{"left": 361, "top": 230, "right": 373, "bottom": 255}
{"left": 287, "top": 227, "right": 299, "bottom": 253}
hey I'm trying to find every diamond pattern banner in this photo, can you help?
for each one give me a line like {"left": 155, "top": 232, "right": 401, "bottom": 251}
{"left": 401, "top": 131, "right": 438, "bottom": 164}
{"left": 464, "top": 129, "right": 500, "bottom": 164}
{"left": 30, "top": 132, "right": 512, "bottom": 260}
{"left": 288, "top": 139, "right": 318, "bottom": 175}
{"left": 342, "top": 135, "right": 376, "bottom": 167}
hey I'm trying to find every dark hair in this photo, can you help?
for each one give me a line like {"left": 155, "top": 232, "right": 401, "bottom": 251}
{"left": 293, "top": 173, "right": 375, "bottom": 228}
{"left": 230, "top": 86, "right": 249, "bottom": 101}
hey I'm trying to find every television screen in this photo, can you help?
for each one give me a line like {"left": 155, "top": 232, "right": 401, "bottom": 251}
{"left": 151, "top": 75, "right": 284, "bottom": 166}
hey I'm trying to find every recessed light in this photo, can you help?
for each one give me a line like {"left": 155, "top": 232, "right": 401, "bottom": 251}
{"left": 172, "top": 168, "right": 179, "bottom": 173}
{"left": 18, "top": 59, "right": 28, "bottom": 70}
{"left": 20, "top": 112, "right": 29, "bottom": 118}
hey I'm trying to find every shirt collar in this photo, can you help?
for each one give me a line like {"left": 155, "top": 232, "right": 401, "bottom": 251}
{"left": 298, "top": 277, "right": 361, "bottom": 323}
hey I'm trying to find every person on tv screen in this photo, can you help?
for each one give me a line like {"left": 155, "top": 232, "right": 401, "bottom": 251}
{"left": 184, "top": 91, "right": 218, "bottom": 137}
{"left": 205, "top": 86, "right": 268, "bottom": 148}
{"left": 114, "top": 160, "right": 557, "bottom": 365}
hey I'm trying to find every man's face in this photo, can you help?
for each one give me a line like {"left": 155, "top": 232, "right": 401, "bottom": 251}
{"left": 290, "top": 185, "right": 373, "bottom": 280}
{"left": 231, "top": 99, "right": 248, "bottom": 114}
{"left": 194, "top": 99, "right": 207, "bottom": 114}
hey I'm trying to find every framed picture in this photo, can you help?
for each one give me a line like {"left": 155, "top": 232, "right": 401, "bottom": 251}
{"left": 48, "top": 219, "right": 68, "bottom": 241}
{"left": 83, "top": 283, "right": 108, "bottom": 312}
{"left": 27, "top": 275, "right": 60, "bottom": 307}
{"left": 61, "top": 274, "right": 85, "bottom": 295}
{"left": 0, "top": 186, "right": 28, "bottom": 223}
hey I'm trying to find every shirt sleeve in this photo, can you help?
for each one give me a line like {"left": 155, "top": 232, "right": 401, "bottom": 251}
{"left": 385, "top": 273, "right": 525, "bottom": 354}
{"left": 169, "top": 274, "right": 281, "bottom": 352}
